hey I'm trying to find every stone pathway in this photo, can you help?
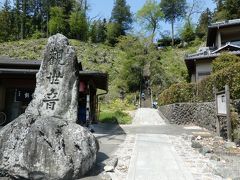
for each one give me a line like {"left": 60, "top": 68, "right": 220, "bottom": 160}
{"left": 117, "top": 108, "right": 223, "bottom": 180}
{"left": 127, "top": 134, "right": 194, "bottom": 180}
{"left": 132, "top": 108, "right": 166, "bottom": 126}
{"left": 85, "top": 108, "right": 233, "bottom": 179}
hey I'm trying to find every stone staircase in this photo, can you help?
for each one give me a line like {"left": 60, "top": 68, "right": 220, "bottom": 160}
{"left": 141, "top": 91, "right": 152, "bottom": 108}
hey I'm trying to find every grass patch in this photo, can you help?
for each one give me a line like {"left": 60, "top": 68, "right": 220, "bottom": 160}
{"left": 99, "top": 110, "right": 132, "bottom": 124}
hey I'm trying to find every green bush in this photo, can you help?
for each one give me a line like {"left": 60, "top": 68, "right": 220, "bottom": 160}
{"left": 212, "top": 53, "right": 240, "bottom": 73}
{"left": 31, "top": 30, "right": 44, "bottom": 39}
{"left": 101, "top": 99, "right": 135, "bottom": 111}
{"left": 159, "top": 62, "right": 240, "bottom": 105}
{"left": 99, "top": 99, "right": 134, "bottom": 124}
{"left": 158, "top": 82, "right": 196, "bottom": 105}
{"left": 233, "top": 128, "right": 240, "bottom": 144}
{"left": 99, "top": 110, "right": 131, "bottom": 124}
{"left": 198, "top": 62, "right": 240, "bottom": 101}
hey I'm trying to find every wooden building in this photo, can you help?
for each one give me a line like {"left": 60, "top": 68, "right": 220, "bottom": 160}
{"left": 0, "top": 56, "right": 108, "bottom": 125}
{"left": 185, "top": 19, "right": 240, "bottom": 82}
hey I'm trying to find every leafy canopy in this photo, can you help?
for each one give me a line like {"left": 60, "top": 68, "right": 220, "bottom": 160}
{"left": 136, "top": 0, "right": 163, "bottom": 41}
{"left": 160, "top": 0, "right": 187, "bottom": 22}
{"left": 160, "top": 0, "right": 187, "bottom": 45}
{"left": 69, "top": 11, "right": 88, "bottom": 41}
{"left": 180, "top": 21, "right": 195, "bottom": 43}
{"left": 48, "top": 6, "right": 67, "bottom": 35}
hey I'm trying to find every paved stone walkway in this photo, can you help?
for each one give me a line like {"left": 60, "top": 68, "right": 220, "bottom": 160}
{"left": 132, "top": 108, "right": 166, "bottom": 126}
{"left": 126, "top": 108, "right": 223, "bottom": 180}
{"left": 83, "top": 108, "right": 225, "bottom": 180}
{"left": 127, "top": 134, "right": 194, "bottom": 180}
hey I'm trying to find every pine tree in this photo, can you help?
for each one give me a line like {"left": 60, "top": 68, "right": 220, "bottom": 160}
{"left": 110, "top": 0, "right": 132, "bottom": 36}
{"left": 0, "top": 0, "right": 13, "bottom": 41}
{"left": 196, "top": 8, "right": 212, "bottom": 39}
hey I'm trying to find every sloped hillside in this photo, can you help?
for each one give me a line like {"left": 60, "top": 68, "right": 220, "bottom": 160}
{"left": 0, "top": 39, "right": 122, "bottom": 95}
{"left": 0, "top": 38, "right": 203, "bottom": 100}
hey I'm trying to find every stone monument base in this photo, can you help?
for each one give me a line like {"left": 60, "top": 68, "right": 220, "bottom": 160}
{"left": 0, "top": 113, "right": 98, "bottom": 179}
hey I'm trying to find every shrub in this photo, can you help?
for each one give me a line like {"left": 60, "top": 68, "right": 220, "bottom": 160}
{"left": 212, "top": 53, "right": 240, "bottom": 73}
{"left": 31, "top": 30, "right": 44, "bottom": 39}
{"left": 159, "top": 62, "right": 240, "bottom": 105}
{"left": 198, "top": 62, "right": 240, "bottom": 101}
{"left": 99, "top": 110, "right": 131, "bottom": 124}
{"left": 99, "top": 99, "right": 135, "bottom": 124}
{"left": 158, "top": 82, "right": 196, "bottom": 105}
{"left": 180, "top": 22, "right": 195, "bottom": 43}
{"left": 233, "top": 128, "right": 240, "bottom": 144}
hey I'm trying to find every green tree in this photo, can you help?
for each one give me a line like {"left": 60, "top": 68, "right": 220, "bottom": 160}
{"left": 212, "top": 0, "right": 228, "bottom": 21}
{"left": 69, "top": 10, "right": 88, "bottom": 41}
{"left": 180, "top": 21, "right": 195, "bottom": 43}
{"left": 110, "top": 0, "right": 132, "bottom": 36}
{"left": 136, "top": 0, "right": 163, "bottom": 42}
{"left": 224, "top": 0, "right": 240, "bottom": 19}
{"left": 117, "top": 36, "right": 146, "bottom": 92}
{"left": 196, "top": 8, "right": 212, "bottom": 39}
{"left": 97, "top": 19, "right": 107, "bottom": 42}
{"left": 0, "top": 0, "right": 13, "bottom": 41}
{"left": 160, "top": 0, "right": 187, "bottom": 46}
{"left": 89, "top": 20, "right": 97, "bottom": 42}
{"left": 89, "top": 19, "right": 107, "bottom": 43}
{"left": 106, "top": 22, "right": 121, "bottom": 46}
{"left": 185, "top": 0, "right": 203, "bottom": 25}
{"left": 48, "top": 6, "right": 67, "bottom": 35}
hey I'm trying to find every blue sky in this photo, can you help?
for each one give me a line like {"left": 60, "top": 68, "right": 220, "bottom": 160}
{"left": 88, "top": 0, "right": 216, "bottom": 37}
{"left": 0, "top": 0, "right": 216, "bottom": 37}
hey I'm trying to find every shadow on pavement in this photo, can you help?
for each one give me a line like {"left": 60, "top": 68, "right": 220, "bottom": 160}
{"left": 82, "top": 122, "right": 126, "bottom": 179}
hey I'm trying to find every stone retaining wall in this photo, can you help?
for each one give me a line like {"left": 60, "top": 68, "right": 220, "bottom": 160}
{"left": 159, "top": 102, "right": 221, "bottom": 133}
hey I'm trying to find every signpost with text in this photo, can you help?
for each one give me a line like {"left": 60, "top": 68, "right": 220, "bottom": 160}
{"left": 215, "top": 85, "right": 232, "bottom": 141}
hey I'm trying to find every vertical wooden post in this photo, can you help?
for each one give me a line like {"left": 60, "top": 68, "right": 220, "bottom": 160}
{"left": 225, "top": 85, "right": 232, "bottom": 141}
{"left": 214, "top": 87, "right": 220, "bottom": 136}
{"left": 86, "top": 84, "right": 90, "bottom": 126}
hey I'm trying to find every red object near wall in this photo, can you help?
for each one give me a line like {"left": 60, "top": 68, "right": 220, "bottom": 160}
{"left": 79, "top": 81, "right": 86, "bottom": 92}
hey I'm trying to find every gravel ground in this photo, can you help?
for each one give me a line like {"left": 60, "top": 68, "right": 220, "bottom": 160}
{"left": 105, "top": 134, "right": 136, "bottom": 180}
{"left": 172, "top": 135, "right": 223, "bottom": 180}
{"left": 105, "top": 132, "right": 240, "bottom": 180}
{"left": 190, "top": 135, "right": 240, "bottom": 179}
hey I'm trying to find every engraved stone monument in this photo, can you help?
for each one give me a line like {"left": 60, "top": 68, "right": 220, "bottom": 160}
{"left": 0, "top": 34, "right": 98, "bottom": 179}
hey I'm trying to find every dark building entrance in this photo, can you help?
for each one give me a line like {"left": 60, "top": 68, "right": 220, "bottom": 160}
{"left": 0, "top": 57, "right": 108, "bottom": 125}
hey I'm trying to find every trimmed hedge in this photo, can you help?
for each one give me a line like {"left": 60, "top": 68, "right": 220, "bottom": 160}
{"left": 159, "top": 62, "right": 240, "bottom": 105}
{"left": 198, "top": 62, "right": 240, "bottom": 101}
{"left": 158, "top": 82, "right": 196, "bottom": 105}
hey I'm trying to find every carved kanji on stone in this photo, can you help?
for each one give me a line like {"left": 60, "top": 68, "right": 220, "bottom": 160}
{"left": 43, "top": 88, "right": 59, "bottom": 110}
{"left": 49, "top": 47, "right": 63, "bottom": 65}
{"left": 46, "top": 71, "right": 63, "bottom": 84}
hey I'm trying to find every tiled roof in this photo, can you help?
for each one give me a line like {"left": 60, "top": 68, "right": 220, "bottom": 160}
{"left": 209, "top": 19, "right": 240, "bottom": 28}
{"left": 185, "top": 50, "right": 240, "bottom": 60}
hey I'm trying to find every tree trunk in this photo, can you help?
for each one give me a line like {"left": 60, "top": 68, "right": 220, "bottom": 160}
{"left": 21, "top": 0, "right": 26, "bottom": 39}
{"left": 15, "top": 0, "right": 20, "bottom": 39}
{"left": 171, "top": 20, "right": 174, "bottom": 46}
{"left": 47, "top": 13, "right": 49, "bottom": 37}
{"left": 151, "top": 27, "right": 156, "bottom": 43}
